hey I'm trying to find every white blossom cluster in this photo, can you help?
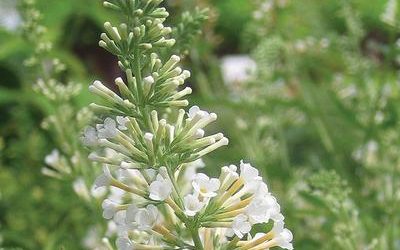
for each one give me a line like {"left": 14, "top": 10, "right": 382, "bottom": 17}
{"left": 82, "top": 0, "right": 293, "bottom": 249}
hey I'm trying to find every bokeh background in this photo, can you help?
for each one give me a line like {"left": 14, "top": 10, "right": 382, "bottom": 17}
{"left": 1, "top": 0, "right": 400, "bottom": 249}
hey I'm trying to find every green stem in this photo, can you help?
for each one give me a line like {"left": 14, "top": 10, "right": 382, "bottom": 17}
{"left": 189, "top": 226, "right": 203, "bottom": 250}
{"left": 166, "top": 166, "right": 184, "bottom": 208}
{"left": 133, "top": 48, "right": 144, "bottom": 105}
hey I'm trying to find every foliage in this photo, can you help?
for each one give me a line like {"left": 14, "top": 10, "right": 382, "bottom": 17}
{"left": 1, "top": 0, "right": 400, "bottom": 249}
{"left": 217, "top": 0, "right": 400, "bottom": 249}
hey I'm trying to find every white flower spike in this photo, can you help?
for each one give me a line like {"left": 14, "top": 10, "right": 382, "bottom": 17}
{"left": 82, "top": 0, "right": 292, "bottom": 249}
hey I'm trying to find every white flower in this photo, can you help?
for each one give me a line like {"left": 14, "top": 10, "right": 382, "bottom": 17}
{"left": 226, "top": 214, "right": 251, "bottom": 238}
{"left": 113, "top": 210, "right": 128, "bottom": 226}
{"left": 192, "top": 173, "right": 220, "bottom": 198}
{"left": 94, "top": 165, "right": 113, "bottom": 189}
{"left": 81, "top": 126, "right": 98, "bottom": 146}
{"left": 254, "top": 182, "right": 269, "bottom": 198}
{"left": 97, "top": 117, "right": 118, "bottom": 139}
{"left": 278, "top": 229, "right": 294, "bottom": 249}
{"left": 137, "top": 204, "right": 159, "bottom": 230}
{"left": 116, "top": 237, "right": 134, "bottom": 250}
{"left": 108, "top": 187, "right": 125, "bottom": 204}
{"left": 270, "top": 221, "right": 294, "bottom": 250}
{"left": 102, "top": 199, "right": 119, "bottom": 219}
{"left": 82, "top": 227, "right": 104, "bottom": 250}
{"left": 90, "top": 184, "right": 107, "bottom": 199}
{"left": 45, "top": 149, "right": 60, "bottom": 167}
{"left": 126, "top": 204, "right": 159, "bottom": 230}
{"left": 184, "top": 194, "right": 204, "bottom": 216}
{"left": 240, "top": 160, "right": 261, "bottom": 184}
{"left": 149, "top": 174, "right": 172, "bottom": 201}
{"left": 117, "top": 116, "right": 129, "bottom": 130}
{"left": 245, "top": 195, "right": 281, "bottom": 224}
{"left": 117, "top": 169, "right": 147, "bottom": 188}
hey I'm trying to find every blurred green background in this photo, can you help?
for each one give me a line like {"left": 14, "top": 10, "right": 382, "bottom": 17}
{"left": 1, "top": 0, "right": 400, "bottom": 249}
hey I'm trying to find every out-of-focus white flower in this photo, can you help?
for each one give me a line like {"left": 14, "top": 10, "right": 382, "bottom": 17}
{"left": 184, "top": 194, "right": 204, "bottom": 216}
{"left": 81, "top": 126, "right": 98, "bottom": 146}
{"left": 352, "top": 140, "right": 379, "bottom": 166}
{"left": 70, "top": 152, "right": 80, "bottom": 166}
{"left": 72, "top": 178, "right": 90, "bottom": 201}
{"left": 381, "top": 0, "right": 397, "bottom": 26}
{"left": 220, "top": 55, "right": 256, "bottom": 85}
{"left": 90, "top": 184, "right": 107, "bottom": 199}
{"left": 107, "top": 187, "right": 125, "bottom": 204}
{"left": 102, "top": 199, "right": 119, "bottom": 219}
{"left": 192, "top": 173, "right": 220, "bottom": 198}
{"left": 149, "top": 175, "right": 172, "bottom": 201}
{"left": 97, "top": 117, "right": 118, "bottom": 139}
{"left": 94, "top": 166, "right": 113, "bottom": 189}
{"left": 82, "top": 227, "right": 108, "bottom": 250}
{"left": 0, "top": 1, "right": 21, "bottom": 31}
{"left": 45, "top": 149, "right": 60, "bottom": 167}
{"left": 226, "top": 214, "right": 251, "bottom": 238}
{"left": 126, "top": 204, "right": 159, "bottom": 230}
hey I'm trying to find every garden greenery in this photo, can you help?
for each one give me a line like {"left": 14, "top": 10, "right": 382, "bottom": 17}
{"left": 20, "top": 0, "right": 96, "bottom": 183}
{"left": 226, "top": 0, "right": 400, "bottom": 249}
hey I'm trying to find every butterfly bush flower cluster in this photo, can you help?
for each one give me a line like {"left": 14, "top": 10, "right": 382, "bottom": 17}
{"left": 82, "top": 0, "right": 293, "bottom": 249}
